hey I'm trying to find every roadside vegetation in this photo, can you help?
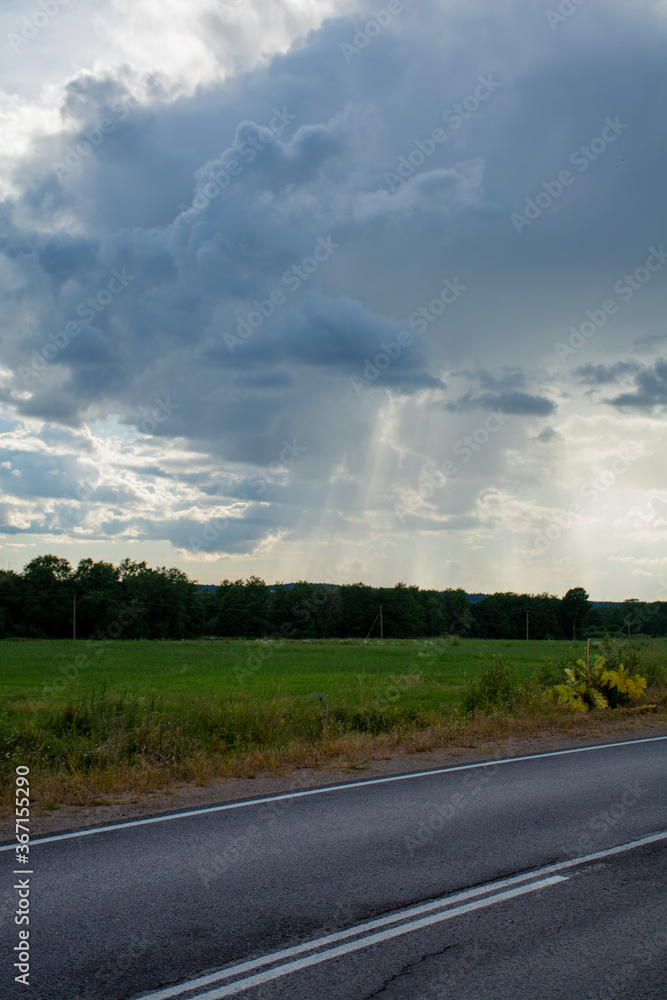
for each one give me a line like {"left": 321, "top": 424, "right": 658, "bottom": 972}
{"left": 1, "top": 635, "right": 664, "bottom": 813}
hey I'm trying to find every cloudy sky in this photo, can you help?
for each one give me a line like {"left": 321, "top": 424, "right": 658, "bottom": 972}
{"left": 0, "top": 0, "right": 665, "bottom": 600}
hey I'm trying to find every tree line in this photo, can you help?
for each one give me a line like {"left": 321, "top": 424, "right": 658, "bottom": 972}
{"left": 0, "top": 555, "right": 665, "bottom": 641}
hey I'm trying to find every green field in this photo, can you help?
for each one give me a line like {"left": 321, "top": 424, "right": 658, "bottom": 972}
{"left": 1, "top": 636, "right": 589, "bottom": 720}
{"left": 1, "top": 637, "right": 665, "bottom": 806}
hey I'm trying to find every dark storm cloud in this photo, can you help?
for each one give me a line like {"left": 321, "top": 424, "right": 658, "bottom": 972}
{"left": 606, "top": 359, "right": 666, "bottom": 413}
{"left": 575, "top": 361, "right": 642, "bottom": 385}
{"left": 14, "top": 392, "right": 83, "bottom": 425}
{"left": 444, "top": 390, "right": 556, "bottom": 416}
{"left": 441, "top": 367, "right": 555, "bottom": 416}
{"left": 0, "top": 0, "right": 664, "bottom": 577}
{"left": 576, "top": 358, "right": 667, "bottom": 412}
{"left": 4, "top": 1, "right": 664, "bottom": 416}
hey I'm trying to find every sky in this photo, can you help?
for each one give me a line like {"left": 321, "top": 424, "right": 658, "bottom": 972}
{"left": 0, "top": 0, "right": 665, "bottom": 600}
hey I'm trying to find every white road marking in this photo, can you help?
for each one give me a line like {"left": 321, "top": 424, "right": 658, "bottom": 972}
{"left": 147, "top": 878, "right": 568, "bottom": 1000}
{"left": 135, "top": 831, "right": 666, "bottom": 1000}
{"left": 1, "top": 735, "right": 663, "bottom": 850}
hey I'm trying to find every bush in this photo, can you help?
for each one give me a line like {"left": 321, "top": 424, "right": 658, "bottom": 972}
{"left": 461, "top": 656, "right": 523, "bottom": 714}
{"left": 535, "top": 658, "right": 567, "bottom": 689}
{"left": 599, "top": 633, "right": 641, "bottom": 673}
{"left": 553, "top": 636, "right": 647, "bottom": 710}
{"left": 332, "top": 706, "right": 421, "bottom": 734}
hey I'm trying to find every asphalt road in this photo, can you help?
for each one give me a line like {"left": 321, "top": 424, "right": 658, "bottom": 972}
{"left": 1, "top": 736, "right": 665, "bottom": 1000}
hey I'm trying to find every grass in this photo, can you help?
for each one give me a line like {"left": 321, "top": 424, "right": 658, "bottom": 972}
{"left": 1, "top": 636, "right": 665, "bottom": 812}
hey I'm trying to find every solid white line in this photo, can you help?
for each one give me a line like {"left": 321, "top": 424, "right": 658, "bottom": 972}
{"left": 152, "top": 877, "right": 569, "bottom": 1000}
{"left": 1, "top": 735, "right": 663, "bottom": 851}
{"left": 134, "top": 876, "right": 559, "bottom": 1000}
{"left": 135, "top": 831, "right": 667, "bottom": 1000}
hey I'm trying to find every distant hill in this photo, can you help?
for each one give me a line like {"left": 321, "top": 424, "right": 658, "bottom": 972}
{"left": 197, "top": 583, "right": 623, "bottom": 605}
{"left": 467, "top": 594, "right": 623, "bottom": 607}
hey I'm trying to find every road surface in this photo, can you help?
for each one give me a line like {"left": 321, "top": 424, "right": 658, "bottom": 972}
{"left": 1, "top": 736, "right": 665, "bottom": 999}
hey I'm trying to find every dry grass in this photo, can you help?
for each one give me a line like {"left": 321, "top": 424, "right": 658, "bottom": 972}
{"left": 4, "top": 704, "right": 662, "bottom": 814}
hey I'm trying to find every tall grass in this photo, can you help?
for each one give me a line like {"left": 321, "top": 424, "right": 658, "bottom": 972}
{"left": 0, "top": 637, "right": 664, "bottom": 810}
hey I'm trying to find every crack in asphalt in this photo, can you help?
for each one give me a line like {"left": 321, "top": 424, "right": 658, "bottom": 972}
{"left": 360, "top": 942, "right": 458, "bottom": 999}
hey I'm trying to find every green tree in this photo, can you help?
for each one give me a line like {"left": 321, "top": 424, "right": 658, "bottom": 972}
{"left": 442, "top": 588, "right": 473, "bottom": 635}
{"left": 528, "top": 593, "right": 562, "bottom": 639}
{"left": 73, "top": 559, "right": 121, "bottom": 637}
{"left": 472, "top": 593, "right": 524, "bottom": 638}
{"left": 21, "top": 554, "right": 73, "bottom": 637}
{"left": 0, "top": 569, "right": 25, "bottom": 638}
{"left": 118, "top": 559, "right": 201, "bottom": 638}
{"left": 561, "top": 587, "right": 590, "bottom": 641}
{"left": 212, "top": 577, "right": 270, "bottom": 637}
{"left": 338, "top": 583, "right": 376, "bottom": 637}
{"left": 418, "top": 589, "right": 447, "bottom": 636}
{"left": 379, "top": 583, "right": 427, "bottom": 638}
{"left": 268, "top": 582, "right": 321, "bottom": 638}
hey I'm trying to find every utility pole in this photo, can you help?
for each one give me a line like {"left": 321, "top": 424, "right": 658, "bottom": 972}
{"left": 525, "top": 610, "right": 529, "bottom": 641}
{"left": 72, "top": 593, "right": 76, "bottom": 640}
{"left": 366, "top": 607, "right": 382, "bottom": 640}
{"left": 323, "top": 592, "right": 333, "bottom": 637}
{"left": 572, "top": 619, "right": 576, "bottom": 642}
{"left": 379, "top": 605, "right": 383, "bottom": 640}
